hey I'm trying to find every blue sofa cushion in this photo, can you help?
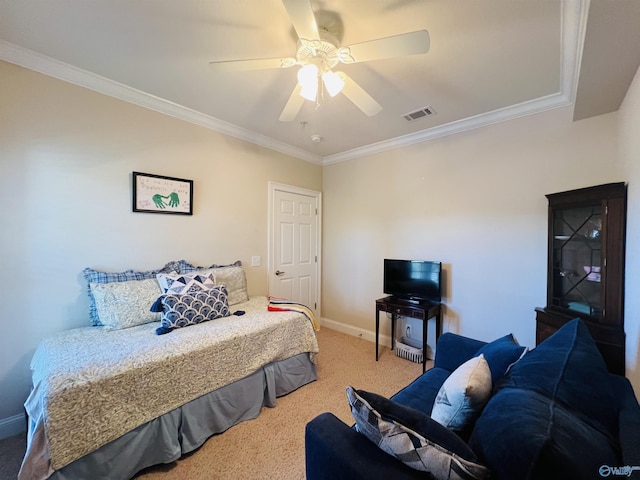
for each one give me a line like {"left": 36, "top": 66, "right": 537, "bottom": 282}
{"left": 392, "top": 333, "right": 525, "bottom": 437}
{"left": 435, "top": 334, "right": 487, "bottom": 372}
{"left": 347, "top": 387, "right": 489, "bottom": 480}
{"left": 497, "top": 318, "right": 618, "bottom": 437}
{"left": 474, "top": 334, "right": 527, "bottom": 385}
{"left": 469, "top": 388, "right": 620, "bottom": 480}
{"left": 611, "top": 375, "right": 640, "bottom": 465}
{"left": 392, "top": 367, "right": 452, "bottom": 416}
{"left": 432, "top": 333, "right": 526, "bottom": 386}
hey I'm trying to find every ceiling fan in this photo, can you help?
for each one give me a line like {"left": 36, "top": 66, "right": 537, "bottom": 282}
{"left": 208, "top": 0, "right": 430, "bottom": 122}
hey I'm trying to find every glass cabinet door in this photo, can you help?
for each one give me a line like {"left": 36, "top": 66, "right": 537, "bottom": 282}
{"left": 551, "top": 205, "right": 602, "bottom": 317}
{"left": 538, "top": 182, "right": 626, "bottom": 375}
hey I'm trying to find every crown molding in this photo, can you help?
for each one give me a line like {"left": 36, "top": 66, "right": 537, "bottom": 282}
{"left": 0, "top": 39, "right": 323, "bottom": 166}
{"left": 322, "top": 92, "right": 573, "bottom": 165}
{"left": 0, "top": 0, "right": 587, "bottom": 166}
{"left": 323, "top": 0, "right": 589, "bottom": 165}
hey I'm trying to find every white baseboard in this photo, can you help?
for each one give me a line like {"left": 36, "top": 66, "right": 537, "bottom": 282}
{"left": 0, "top": 413, "right": 26, "bottom": 440}
{"left": 319, "top": 316, "right": 392, "bottom": 346}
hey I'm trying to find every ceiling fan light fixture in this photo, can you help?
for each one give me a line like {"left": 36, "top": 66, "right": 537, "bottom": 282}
{"left": 321, "top": 70, "right": 345, "bottom": 97}
{"left": 300, "top": 84, "right": 318, "bottom": 101}
{"left": 297, "top": 64, "right": 319, "bottom": 101}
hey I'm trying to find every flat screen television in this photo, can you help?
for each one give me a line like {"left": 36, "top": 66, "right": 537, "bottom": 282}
{"left": 383, "top": 259, "right": 442, "bottom": 303}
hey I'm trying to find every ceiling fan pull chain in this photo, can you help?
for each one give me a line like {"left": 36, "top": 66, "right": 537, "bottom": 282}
{"left": 316, "top": 82, "right": 322, "bottom": 109}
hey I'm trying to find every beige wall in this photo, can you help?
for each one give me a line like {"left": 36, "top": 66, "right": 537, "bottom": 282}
{"left": 322, "top": 94, "right": 640, "bottom": 394}
{"left": 2, "top": 57, "right": 639, "bottom": 435}
{"left": 0, "top": 61, "right": 322, "bottom": 425}
{"left": 619, "top": 66, "right": 640, "bottom": 393}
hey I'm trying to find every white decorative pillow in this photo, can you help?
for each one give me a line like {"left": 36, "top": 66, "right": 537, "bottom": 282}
{"left": 200, "top": 265, "right": 249, "bottom": 305}
{"left": 431, "top": 354, "right": 492, "bottom": 431}
{"left": 89, "top": 278, "right": 162, "bottom": 330}
{"left": 156, "top": 272, "right": 216, "bottom": 295}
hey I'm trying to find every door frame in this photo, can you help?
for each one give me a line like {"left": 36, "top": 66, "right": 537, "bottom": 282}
{"left": 268, "top": 181, "right": 322, "bottom": 316}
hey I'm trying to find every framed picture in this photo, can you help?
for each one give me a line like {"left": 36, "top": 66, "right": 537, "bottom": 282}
{"left": 132, "top": 172, "right": 193, "bottom": 215}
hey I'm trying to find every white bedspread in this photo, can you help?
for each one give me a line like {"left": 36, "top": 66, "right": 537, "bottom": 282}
{"left": 24, "top": 296, "right": 319, "bottom": 472}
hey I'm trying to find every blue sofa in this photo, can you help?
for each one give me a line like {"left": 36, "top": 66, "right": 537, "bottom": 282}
{"left": 305, "top": 319, "right": 640, "bottom": 480}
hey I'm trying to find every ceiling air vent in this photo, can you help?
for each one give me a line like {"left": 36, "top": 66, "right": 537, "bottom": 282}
{"left": 402, "top": 106, "right": 436, "bottom": 122}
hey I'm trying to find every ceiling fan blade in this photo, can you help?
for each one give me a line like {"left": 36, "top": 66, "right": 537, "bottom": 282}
{"left": 279, "top": 84, "right": 305, "bottom": 122}
{"left": 282, "top": 0, "right": 319, "bottom": 41}
{"left": 340, "top": 30, "right": 430, "bottom": 64}
{"left": 209, "top": 57, "right": 296, "bottom": 72}
{"left": 337, "top": 72, "right": 383, "bottom": 117}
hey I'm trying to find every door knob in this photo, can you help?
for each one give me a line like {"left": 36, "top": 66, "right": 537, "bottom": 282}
{"left": 275, "top": 270, "right": 285, "bottom": 276}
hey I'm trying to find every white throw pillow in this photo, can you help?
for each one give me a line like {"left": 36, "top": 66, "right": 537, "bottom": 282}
{"left": 199, "top": 265, "right": 249, "bottom": 305}
{"left": 90, "top": 278, "right": 162, "bottom": 330}
{"left": 431, "top": 354, "right": 492, "bottom": 431}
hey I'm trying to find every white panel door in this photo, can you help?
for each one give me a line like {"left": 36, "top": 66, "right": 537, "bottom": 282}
{"left": 270, "top": 186, "right": 319, "bottom": 312}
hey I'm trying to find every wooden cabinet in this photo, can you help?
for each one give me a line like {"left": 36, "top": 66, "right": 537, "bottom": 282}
{"left": 535, "top": 183, "right": 627, "bottom": 374}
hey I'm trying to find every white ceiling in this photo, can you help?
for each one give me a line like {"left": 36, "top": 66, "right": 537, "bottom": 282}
{"left": 1, "top": 0, "right": 639, "bottom": 164}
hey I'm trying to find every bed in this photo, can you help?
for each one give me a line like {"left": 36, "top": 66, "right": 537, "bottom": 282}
{"left": 18, "top": 261, "right": 319, "bottom": 480}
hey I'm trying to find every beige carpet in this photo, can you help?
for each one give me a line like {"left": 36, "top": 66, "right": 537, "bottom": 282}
{"left": 1, "top": 327, "right": 429, "bottom": 480}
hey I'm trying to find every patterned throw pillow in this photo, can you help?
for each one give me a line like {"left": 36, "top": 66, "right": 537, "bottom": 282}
{"left": 89, "top": 278, "right": 162, "bottom": 330}
{"left": 347, "top": 387, "right": 488, "bottom": 480}
{"left": 431, "top": 354, "right": 492, "bottom": 431}
{"left": 83, "top": 262, "right": 176, "bottom": 325}
{"left": 156, "top": 272, "right": 216, "bottom": 295}
{"left": 151, "top": 285, "right": 230, "bottom": 334}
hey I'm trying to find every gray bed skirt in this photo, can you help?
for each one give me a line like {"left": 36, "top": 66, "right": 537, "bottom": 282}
{"left": 42, "top": 352, "right": 316, "bottom": 480}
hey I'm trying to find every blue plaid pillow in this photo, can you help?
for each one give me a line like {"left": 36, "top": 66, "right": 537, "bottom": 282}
{"left": 151, "top": 285, "right": 230, "bottom": 335}
{"left": 173, "top": 259, "right": 242, "bottom": 274}
{"left": 83, "top": 262, "right": 177, "bottom": 325}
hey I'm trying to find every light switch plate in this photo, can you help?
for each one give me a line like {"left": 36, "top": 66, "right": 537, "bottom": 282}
{"left": 251, "top": 256, "right": 261, "bottom": 267}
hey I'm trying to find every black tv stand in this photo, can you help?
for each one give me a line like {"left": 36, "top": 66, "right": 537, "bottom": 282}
{"left": 375, "top": 296, "right": 442, "bottom": 373}
{"left": 399, "top": 297, "right": 420, "bottom": 305}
